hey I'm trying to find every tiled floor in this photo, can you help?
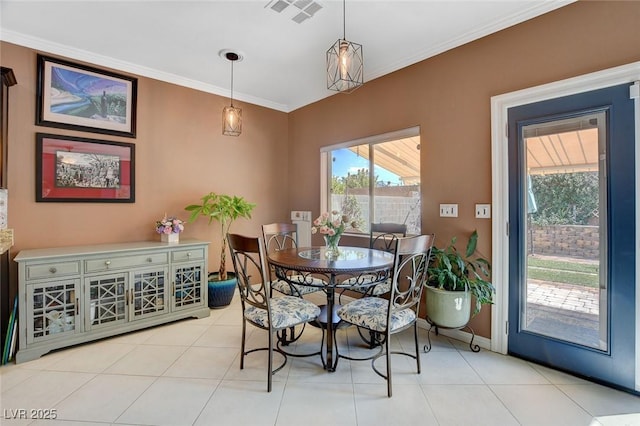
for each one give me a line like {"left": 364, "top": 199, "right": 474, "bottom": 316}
{"left": 1, "top": 292, "right": 639, "bottom": 426}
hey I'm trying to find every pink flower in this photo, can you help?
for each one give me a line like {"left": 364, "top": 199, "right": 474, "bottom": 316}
{"left": 327, "top": 228, "right": 336, "bottom": 236}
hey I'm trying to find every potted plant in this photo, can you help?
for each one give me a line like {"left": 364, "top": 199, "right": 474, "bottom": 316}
{"left": 425, "top": 230, "right": 494, "bottom": 328}
{"left": 185, "top": 192, "right": 256, "bottom": 308}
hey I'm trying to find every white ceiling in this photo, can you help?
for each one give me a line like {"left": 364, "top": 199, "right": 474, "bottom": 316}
{"left": 0, "top": 0, "right": 574, "bottom": 112}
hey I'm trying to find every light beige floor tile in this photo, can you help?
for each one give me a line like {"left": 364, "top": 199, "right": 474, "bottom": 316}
{"left": 107, "top": 326, "right": 160, "bottom": 344}
{"left": 103, "top": 344, "right": 186, "bottom": 376}
{"left": 354, "top": 383, "right": 438, "bottom": 425}
{"left": 30, "top": 421, "right": 108, "bottom": 425}
{"left": 194, "top": 379, "right": 284, "bottom": 426}
{"left": 287, "top": 355, "right": 352, "bottom": 384}
{"left": 212, "top": 305, "right": 242, "bottom": 326}
{"left": 416, "top": 327, "right": 459, "bottom": 352}
{"left": 417, "top": 350, "right": 484, "bottom": 384}
{"left": 163, "top": 346, "right": 237, "bottom": 379}
{"left": 13, "top": 346, "right": 74, "bottom": 371}
{"left": 142, "top": 323, "right": 209, "bottom": 346}
{"left": 0, "top": 365, "right": 39, "bottom": 393}
{"left": 53, "top": 374, "right": 155, "bottom": 423}
{"left": 527, "top": 362, "right": 593, "bottom": 385}
{"left": 192, "top": 325, "right": 244, "bottom": 348}
{"left": 1, "top": 370, "right": 95, "bottom": 412}
{"left": 423, "top": 384, "right": 519, "bottom": 425}
{"left": 460, "top": 350, "right": 550, "bottom": 384}
{"left": 592, "top": 413, "right": 640, "bottom": 426}
{"left": 347, "top": 348, "right": 421, "bottom": 385}
{"left": 491, "top": 384, "right": 593, "bottom": 425}
{"left": 116, "top": 377, "right": 218, "bottom": 426}
{"left": 276, "top": 382, "right": 357, "bottom": 426}
{"left": 222, "top": 348, "right": 291, "bottom": 383}
{"left": 558, "top": 383, "right": 640, "bottom": 417}
{"left": 44, "top": 341, "right": 134, "bottom": 373}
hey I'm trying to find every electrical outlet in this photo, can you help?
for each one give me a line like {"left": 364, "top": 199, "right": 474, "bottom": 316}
{"left": 439, "top": 204, "right": 458, "bottom": 217}
{"left": 475, "top": 204, "right": 491, "bottom": 219}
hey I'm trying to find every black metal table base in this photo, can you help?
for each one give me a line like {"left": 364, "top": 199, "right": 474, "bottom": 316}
{"left": 422, "top": 316, "right": 480, "bottom": 353}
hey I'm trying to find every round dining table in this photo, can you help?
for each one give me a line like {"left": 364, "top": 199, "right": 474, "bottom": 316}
{"left": 267, "top": 245, "right": 395, "bottom": 371}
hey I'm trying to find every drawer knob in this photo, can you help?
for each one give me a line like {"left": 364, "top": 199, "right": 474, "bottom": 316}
{"left": 187, "top": 252, "right": 192, "bottom": 257}
{"left": 105, "top": 260, "right": 111, "bottom": 266}
{"left": 49, "top": 267, "right": 57, "bottom": 274}
{"left": 147, "top": 257, "right": 153, "bottom": 262}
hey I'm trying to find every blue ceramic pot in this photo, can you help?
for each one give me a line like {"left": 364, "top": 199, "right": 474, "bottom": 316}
{"left": 208, "top": 272, "right": 236, "bottom": 308}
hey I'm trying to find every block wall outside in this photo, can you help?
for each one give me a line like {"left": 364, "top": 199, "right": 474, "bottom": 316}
{"left": 529, "top": 225, "right": 599, "bottom": 259}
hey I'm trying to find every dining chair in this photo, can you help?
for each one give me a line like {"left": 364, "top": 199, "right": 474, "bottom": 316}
{"left": 227, "top": 233, "right": 321, "bottom": 392}
{"left": 348, "top": 222, "right": 408, "bottom": 298}
{"left": 262, "top": 223, "right": 325, "bottom": 298}
{"left": 262, "top": 223, "right": 327, "bottom": 345}
{"left": 336, "top": 233, "right": 435, "bottom": 397}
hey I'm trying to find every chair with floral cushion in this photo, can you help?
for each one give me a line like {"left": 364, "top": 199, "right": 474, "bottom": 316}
{"left": 262, "top": 223, "right": 325, "bottom": 298}
{"left": 336, "top": 233, "right": 434, "bottom": 397}
{"left": 342, "top": 222, "right": 408, "bottom": 300}
{"left": 227, "top": 233, "right": 321, "bottom": 392}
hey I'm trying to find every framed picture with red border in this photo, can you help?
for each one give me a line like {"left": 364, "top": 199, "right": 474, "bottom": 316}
{"left": 36, "top": 133, "right": 135, "bottom": 203}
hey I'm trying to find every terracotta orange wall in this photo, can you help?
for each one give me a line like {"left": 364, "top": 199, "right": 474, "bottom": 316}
{"left": 287, "top": 1, "right": 640, "bottom": 337}
{"left": 1, "top": 41, "right": 290, "bottom": 276}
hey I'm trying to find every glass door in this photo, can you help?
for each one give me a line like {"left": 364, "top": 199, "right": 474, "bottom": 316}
{"left": 508, "top": 83, "right": 636, "bottom": 391}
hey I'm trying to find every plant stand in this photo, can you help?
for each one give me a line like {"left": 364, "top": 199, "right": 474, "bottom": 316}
{"left": 423, "top": 315, "right": 480, "bottom": 353}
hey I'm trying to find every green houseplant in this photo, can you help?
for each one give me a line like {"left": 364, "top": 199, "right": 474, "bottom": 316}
{"left": 425, "top": 230, "right": 494, "bottom": 328}
{"left": 185, "top": 192, "right": 256, "bottom": 307}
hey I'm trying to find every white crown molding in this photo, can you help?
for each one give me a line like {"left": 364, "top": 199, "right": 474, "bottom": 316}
{"left": 0, "top": 29, "right": 291, "bottom": 113}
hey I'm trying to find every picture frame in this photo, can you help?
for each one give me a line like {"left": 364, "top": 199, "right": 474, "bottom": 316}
{"left": 36, "top": 133, "right": 135, "bottom": 203}
{"left": 36, "top": 55, "right": 137, "bottom": 138}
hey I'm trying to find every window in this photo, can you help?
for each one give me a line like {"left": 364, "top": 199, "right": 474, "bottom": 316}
{"left": 320, "top": 127, "right": 421, "bottom": 235}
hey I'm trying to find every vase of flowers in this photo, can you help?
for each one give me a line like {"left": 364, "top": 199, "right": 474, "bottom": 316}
{"left": 311, "top": 210, "right": 356, "bottom": 258}
{"left": 155, "top": 215, "right": 184, "bottom": 243}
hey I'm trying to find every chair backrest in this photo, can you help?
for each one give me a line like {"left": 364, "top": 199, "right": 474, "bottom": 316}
{"left": 370, "top": 222, "right": 408, "bottom": 253}
{"left": 388, "top": 234, "right": 435, "bottom": 319}
{"left": 262, "top": 223, "right": 298, "bottom": 253}
{"left": 227, "top": 233, "right": 272, "bottom": 312}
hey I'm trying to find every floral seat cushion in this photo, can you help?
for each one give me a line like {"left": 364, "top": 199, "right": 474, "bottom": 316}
{"left": 337, "top": 297, "right": 416, "bottom": 333}
{"left": 270, "top": 275, "right": 323, "bottom": 296}
{"left": 244, "top": 296, "right": 320, "bottom": 330}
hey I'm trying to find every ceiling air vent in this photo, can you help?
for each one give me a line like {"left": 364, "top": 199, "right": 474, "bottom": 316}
{"left": 265, "top": 0, "right": 322, "bottom": 23}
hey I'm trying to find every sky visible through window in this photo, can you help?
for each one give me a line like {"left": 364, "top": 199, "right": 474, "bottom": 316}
{"left": 332, "top": 149, "right": 402, "bottom": 185}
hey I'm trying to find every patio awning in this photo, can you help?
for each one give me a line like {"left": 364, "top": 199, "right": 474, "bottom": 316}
{"left": 348, "top": 136, "right": 421, "bottom": 185}
{"left": 525, "top": 117, "right": 599, "bottom": 175}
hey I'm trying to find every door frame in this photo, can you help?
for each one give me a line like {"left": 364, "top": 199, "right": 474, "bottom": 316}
{"left": 490, "top": 61, "right": 640, "bottom": 391}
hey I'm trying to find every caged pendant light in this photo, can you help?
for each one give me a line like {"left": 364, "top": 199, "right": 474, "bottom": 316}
{"left": 221, "top": 50, "right": 242, "bottom": 136}
{"left": 326, "top": 0, "right": 363, "bottom": 93}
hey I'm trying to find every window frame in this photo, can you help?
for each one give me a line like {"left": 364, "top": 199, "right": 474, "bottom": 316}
{"left": 320, "top": 126, "right": 421, "bottom": 236}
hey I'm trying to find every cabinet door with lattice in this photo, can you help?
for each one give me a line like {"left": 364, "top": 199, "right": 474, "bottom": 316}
{"left": 26, "top": 279, "right": 80, "bottom": 344}
{"left": 85, "top": 273, "right": 128, "bottom": 331}
{"left": 171, "top": 262, "right": 205, "bottom": 311}
{"left": 130, "top": 267, "right": 169, "bottom": 320}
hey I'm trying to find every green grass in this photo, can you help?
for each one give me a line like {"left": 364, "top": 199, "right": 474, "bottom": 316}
{"left": 527, "top": 257, "right": 599, "bottom": 288}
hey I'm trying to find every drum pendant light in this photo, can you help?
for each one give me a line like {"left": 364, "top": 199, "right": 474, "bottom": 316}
{"left": 326, "top": 0, "right": 363, "bottom": 93}
{"left": 222, "top": 50, "right": 242, "bottom": 136}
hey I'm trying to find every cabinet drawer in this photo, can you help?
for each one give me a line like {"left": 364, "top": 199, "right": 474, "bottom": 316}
{"left": 172, "top": 248, "right": 205, "bottom": 263}
{"left": 26, "top": 261, "right": 80, "bottom": 280}
{"left": 85, "top": 252, "right": 168, "bottom": 273}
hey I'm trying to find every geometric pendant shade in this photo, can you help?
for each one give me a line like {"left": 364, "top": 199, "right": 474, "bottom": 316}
{"left": 326, "top": 0, "right": 363, "bottom": 93}
{"left": 327, "top": 38, "right": 363, "bottom": 93}
{"left": 222, "top": 50, "right": 242, "bottom": 136}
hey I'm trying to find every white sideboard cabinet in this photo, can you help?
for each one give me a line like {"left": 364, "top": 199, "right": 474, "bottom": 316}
{"left": 14, "top": 239, "right": 210, "bottom": 363}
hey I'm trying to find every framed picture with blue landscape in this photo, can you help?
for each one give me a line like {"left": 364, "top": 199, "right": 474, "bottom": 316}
{"left": 36, "top": 54, "right": 137, "bottom": 138}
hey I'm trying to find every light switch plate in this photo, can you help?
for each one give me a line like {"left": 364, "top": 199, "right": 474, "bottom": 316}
{"left": 475, "top": 204, "right": 491, "bottom": 219}
{"left": 439, "top": 204, "right": 458, "bottom": 217}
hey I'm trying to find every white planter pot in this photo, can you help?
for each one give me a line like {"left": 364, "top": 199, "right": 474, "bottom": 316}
{"left": 425, "top": 285, "right": 471, "bottom": 329}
